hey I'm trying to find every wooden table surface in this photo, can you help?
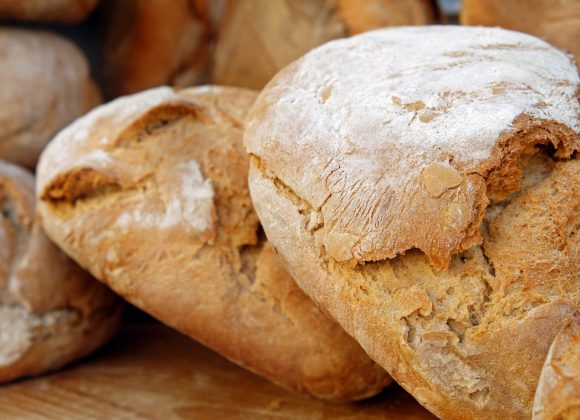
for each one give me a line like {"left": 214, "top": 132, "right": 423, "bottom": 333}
{"left": 0, "top": 323, "right": 435, "bottom": 419}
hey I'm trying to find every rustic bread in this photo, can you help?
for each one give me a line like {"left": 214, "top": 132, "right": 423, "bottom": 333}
{"left": 0, "top": 161, "right": 121, "bottom": 383}
{"left": 102, "top": 0, "right": 224, "bottom": 99}
{"left": 35, "top": 86, "right": 390, "bottom": 401}
{"left": 533, "top": 314, "right": 580, "bottom": 420}
{"left": 245, "top": 26, "right": 580, "bottom": 419}
{"left": 213, "top": 0, "right": 439, "bottom": 89}
{"left": 461, "top": 0, "right": 580, "bottom": 69}
{"left": 0, "top": 29, "right": 100, "bottom": 169}
{"left": 0, "top": 0, "right": 98, "bottom": 23}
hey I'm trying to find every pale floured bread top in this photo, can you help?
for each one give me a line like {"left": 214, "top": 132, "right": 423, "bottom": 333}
{"left": 0, "top": 28, "right": 100, "bottom": 168}
{"left": 37, "top": 86, "right": 244, "bottom": 237}
{"left": 245, "top": 25, "right": 580, "bottom": 269}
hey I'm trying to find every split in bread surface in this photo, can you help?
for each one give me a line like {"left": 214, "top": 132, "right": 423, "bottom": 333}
{"left": 244, "top": 26, "right": 580, "bottom": 419}
{"left": 0, "top": 160, "right": 121, "bottom": 383}
{"left": 35, "top": 85, "right": 390, "bottom": 401}
{"left": 0, "top": 28, "right": 100, "bottom": 168}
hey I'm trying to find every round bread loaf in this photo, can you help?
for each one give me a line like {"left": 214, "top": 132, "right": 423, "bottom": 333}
{"left": 0, "top": 29, "right": 100, "bottom": 169}
{"left": 102, "top": 0, "right": 223, "bottom": 99}
{"left": 245, "top": 26, "right": 580, "bottom": 418}
{"left": 0, "top": 0, "right": 98, "bottom": 23}
{"left": 533, "top": 314, "right": 580, "bottom": 420}
{"left": 0, "top": 160, "right": 121, "bottom": 383}
{"left": 35, "top": 86, "right": 390, "bottom": 401}
{"left": 461, "top": 0, "right": 580, "bottom": 69}
{"left": 213, "top": 0, "right": 439, "bottom": 89}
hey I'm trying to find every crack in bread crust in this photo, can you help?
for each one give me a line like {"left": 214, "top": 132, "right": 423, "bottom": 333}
{"left": 249, "top": 151, "right": 579, "bottom": 419}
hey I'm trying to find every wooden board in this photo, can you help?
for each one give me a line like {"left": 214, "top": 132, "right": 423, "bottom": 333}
{"left": 0, "top": 323, "right": 435, "bottom": 419}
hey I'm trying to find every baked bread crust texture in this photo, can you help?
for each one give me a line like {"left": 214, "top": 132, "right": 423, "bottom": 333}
{"left": 36, "top": 86, "right": 390, "bottom": 401}
{"left": 0, "top": 161, "right": 121, "bottom": 383}
{"left": 245, "top": 26, "right": 580, "bottom": 419}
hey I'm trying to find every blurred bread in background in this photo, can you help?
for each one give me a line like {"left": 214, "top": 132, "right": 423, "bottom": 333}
{"left": 102, "top": 0, "right": 225, "bottom": 99}
{"left": 0, "top": 28, "right": 100, "bottom": 169}
{"left": 102, "top": 0, "right": 439, "bottom": 98}
{"left": 0, "top": 0, "right": 98, "bottom": 23}
{"left": 461, "top": 0, "right": 580, "bottom": 67}
{"left": 0, "top": 160, "right": 121, "bottom": 383}
{"left": 213, "top": 0, "right": 440, "bottom": 89}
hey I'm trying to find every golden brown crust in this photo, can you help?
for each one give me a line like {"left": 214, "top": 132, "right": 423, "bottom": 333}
{"left": 0, "top": 0, "right": 98, "bottom": 23}
{"left": 102, "top": 0, "right": 223, "bottom": 99}
{"left": 0, "top": 161, "right": 121, "bottom": 383}
{"left": 533, "top": 314, "right": 580, "bottom": 420}
{"left": 461, "top": 0, "right": 580, "bottom": 68}
{"left": 245, "top": 27, "right": 580, "bottom": 418}
{"left": 0, "top": 29, "right": 100, "bottom": 169}
{"left": 36, "top": 86, "right": 390, "bottom": 401}
{"left": 213, "top": 0, "right": 438, "bottom": 90}
{"left": 249, "top": 149, "right": 579, "bottom": 419}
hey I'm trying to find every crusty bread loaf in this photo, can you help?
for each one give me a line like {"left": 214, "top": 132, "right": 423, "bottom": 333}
{"left": 244, "top": 26, "right": 580, "bottom": 419}
{"left": 102, "top": 0, "right": 224, "bottom": 99}
{"left": 0, "top": 0, "right": 98, "bottom": 23}
{"left": 533, "top": 314, "right": 580, "bottom": 420}
{"left": 0, "top": 29, "right": 100, "bottom": 169}
{"left": 35, "top": 86, "right": 390, "bottom": 400}
{"left": 213, "top": 0, "right": 439, "bottom": 89}
{"left": 0, "top": 161, "right": 121, "bottom": 383}
{"left": 461, "top": 0, "right": 580, "bottom": 69}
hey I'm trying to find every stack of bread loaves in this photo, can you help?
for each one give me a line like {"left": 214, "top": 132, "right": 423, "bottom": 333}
{"left": 1, "top": 2, "right": 578, "bottom": 418}
{"left": 0, "top": 25, "right": 123, "bottom": 384}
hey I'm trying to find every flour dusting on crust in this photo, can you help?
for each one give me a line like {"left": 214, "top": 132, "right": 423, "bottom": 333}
{"left": 245, "top": 26, "right": 580, "bottom": 268}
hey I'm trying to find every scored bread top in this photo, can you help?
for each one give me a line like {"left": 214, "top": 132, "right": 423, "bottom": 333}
{"left": 245, "top": 25, "right": 580, "bottom": 269}
{"left": 36, "top": 86, "right": 390, "bottom": 400}
{"left": 0, "top": 29, "right": 100, "bottom": 168}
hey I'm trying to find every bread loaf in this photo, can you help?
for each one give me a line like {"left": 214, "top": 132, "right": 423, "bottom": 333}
{"left": 0, "top": 160, "right": 121, "bottom": 383}
{"left": 245, "top": 26, "right": 579, "bottom": 419}
{"left": 0, "top": 0, "right": 98, "bottom": 23}
{"left": 102, "top": 0, "right": 223, "bottom": 98}
{"left": 213, "top": 0, "right": 439, "bottom": 89}
{"left": 36, "top": 86, "right": 390, "bottom": 401}
{"left": 461, "top": 0, "right": 580, "bottom": 69}
{"left": 533, "top": 314, "right": 580, "bottom": 420}
{"left": 0, "top": 29, "right": 100, "bottom": 169}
